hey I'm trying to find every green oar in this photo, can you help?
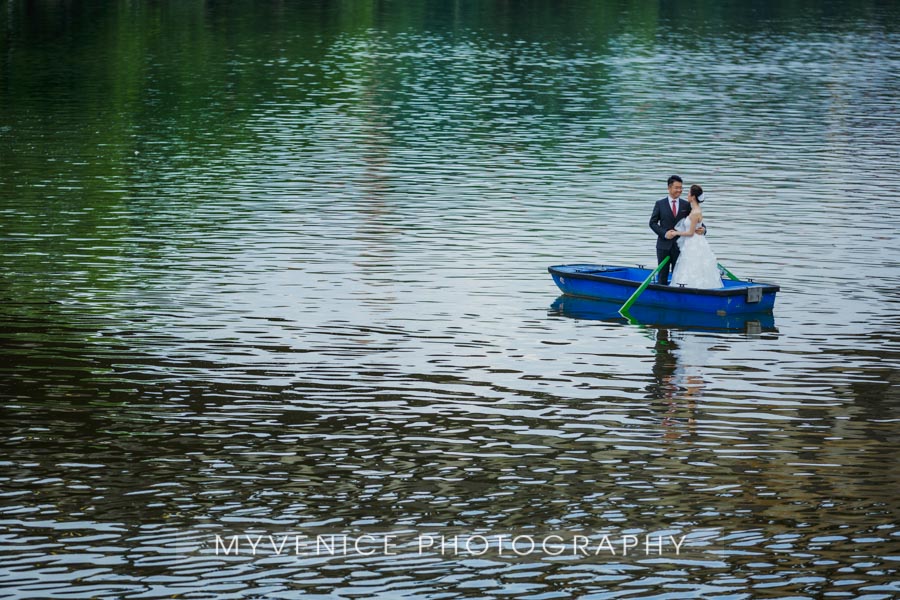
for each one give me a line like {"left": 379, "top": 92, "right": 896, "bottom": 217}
{"left": 717, "top": 263, "right": 739, "bottom": 281}
{"left": 619, "top": 257, "right": 669, "bottom": 317}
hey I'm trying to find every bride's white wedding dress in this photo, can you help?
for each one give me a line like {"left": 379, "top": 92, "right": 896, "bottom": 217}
{"left": 670, "top": 216, "right": 724, "bottom": 289}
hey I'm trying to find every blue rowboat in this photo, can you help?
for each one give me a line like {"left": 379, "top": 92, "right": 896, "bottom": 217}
{"left": 550, "top": 295, "right": 777, "bottom": 332}
{"left": 548, "top": 264, "right": 779, "bottom": 315}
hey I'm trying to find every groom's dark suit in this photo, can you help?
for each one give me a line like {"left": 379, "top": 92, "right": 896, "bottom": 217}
{"left": 649, "top": 197, "right": 692, "bottom": 286}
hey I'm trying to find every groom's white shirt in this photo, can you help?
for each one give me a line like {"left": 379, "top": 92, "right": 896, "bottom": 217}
{"left": 667, "top": 196, "right": 681, "bottom": 216}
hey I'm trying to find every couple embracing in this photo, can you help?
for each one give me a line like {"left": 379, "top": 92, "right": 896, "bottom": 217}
{"left": 649, "top": 175, "right": 723, "bottom": 289}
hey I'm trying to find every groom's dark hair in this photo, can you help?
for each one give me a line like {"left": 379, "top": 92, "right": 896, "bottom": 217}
{"left": 667, "top": 175, "right": 683, "bottom": 186}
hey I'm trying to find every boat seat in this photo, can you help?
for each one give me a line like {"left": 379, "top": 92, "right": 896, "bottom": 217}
{"left": 572, "top": 266, "right": 626, "bottom": 274}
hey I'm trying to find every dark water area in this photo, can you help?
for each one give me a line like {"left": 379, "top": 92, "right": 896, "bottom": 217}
{"left": 2, "top": 1, "right": 899, "bottom": 598}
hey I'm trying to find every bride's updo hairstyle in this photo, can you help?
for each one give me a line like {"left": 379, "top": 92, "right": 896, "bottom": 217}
{"left": 690, "top": 184, "right": 704, "bottom": 202}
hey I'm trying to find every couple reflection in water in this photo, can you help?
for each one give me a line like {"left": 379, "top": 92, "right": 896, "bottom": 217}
{"left": 649, "top": 327, "right": 711, "bottom": 440}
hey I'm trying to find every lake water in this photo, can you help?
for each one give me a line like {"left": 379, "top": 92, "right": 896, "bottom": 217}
{"left": 1, "top": 1, "right": 899, "bottom": 598}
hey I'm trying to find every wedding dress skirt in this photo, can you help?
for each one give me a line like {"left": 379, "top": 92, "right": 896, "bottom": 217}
{"left": 670, "top": 219, "right": 724, "bottom": 289}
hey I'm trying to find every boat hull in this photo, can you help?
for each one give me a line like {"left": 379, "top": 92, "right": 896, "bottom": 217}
{"left": 550, "top": 296, "right": 776, "bottom": 332}
{"left": 548, "top": 264, "right": 779, "bottom": 315}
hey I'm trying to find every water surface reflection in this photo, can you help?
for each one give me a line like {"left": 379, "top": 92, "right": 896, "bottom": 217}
{"left": 2, "top": 0, "right": 899, "bottom": 597}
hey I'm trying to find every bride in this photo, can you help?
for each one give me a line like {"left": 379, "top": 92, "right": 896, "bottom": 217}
{"left": 670, "top": 184, "right": 724, "bottom": 289}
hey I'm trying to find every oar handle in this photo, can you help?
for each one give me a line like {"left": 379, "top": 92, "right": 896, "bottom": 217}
{"left": 717, "top": 263, "right": 739, "bottom": 281}
{"left": 619, "top": 257, "right": 669, "bottom": 315}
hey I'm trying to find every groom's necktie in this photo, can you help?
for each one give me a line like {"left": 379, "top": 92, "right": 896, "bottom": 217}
{"left": 671, "top": 199, "right": 677, "bottom": 216}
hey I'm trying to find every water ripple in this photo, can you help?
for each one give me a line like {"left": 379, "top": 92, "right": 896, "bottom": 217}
{"left": 2, "top": 1, "right": 900, "bottom": 598}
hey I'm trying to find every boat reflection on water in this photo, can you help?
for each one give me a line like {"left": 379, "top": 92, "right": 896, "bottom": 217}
{"left": 550, "top": 294, "right": 777, "bottom": 442}
{"left": 549, "top": 295, "right": 777, "bottom": 334}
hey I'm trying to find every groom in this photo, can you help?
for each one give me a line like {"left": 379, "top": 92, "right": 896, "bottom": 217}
{"left": 649, "top": 175, "right": 705, "bottom": 285}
